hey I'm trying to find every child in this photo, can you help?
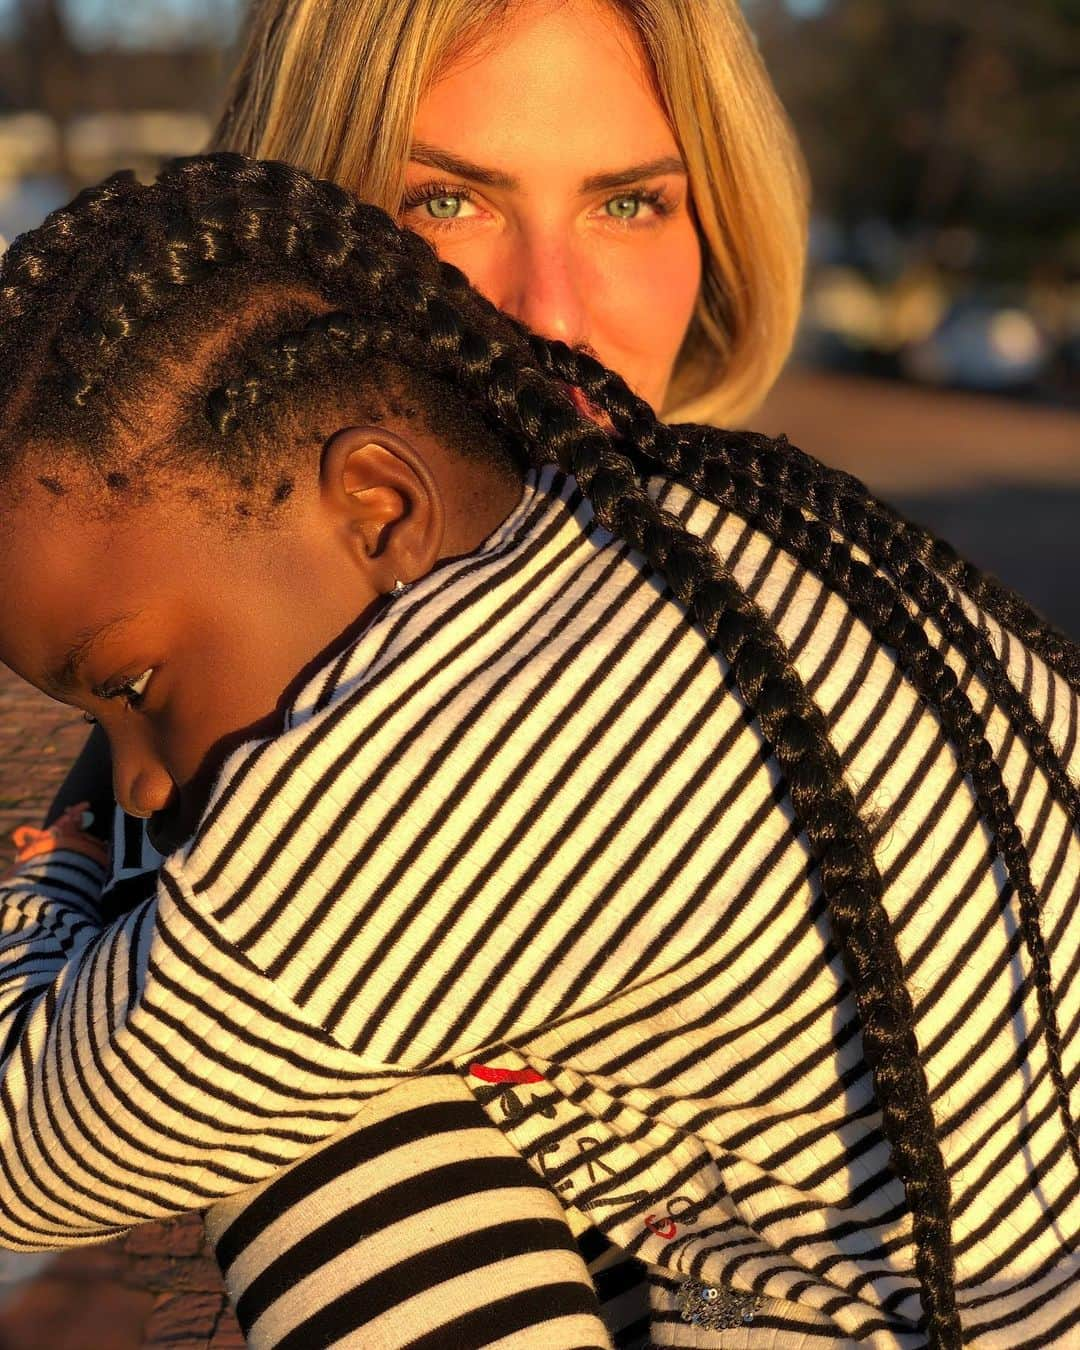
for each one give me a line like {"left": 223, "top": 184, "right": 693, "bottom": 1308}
{"left": 0, "top": 155, "right": 1077, "bottom": 1350}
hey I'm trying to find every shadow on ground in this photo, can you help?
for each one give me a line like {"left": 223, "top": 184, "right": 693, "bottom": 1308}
{"left": 894, "top": 484, "right": 1079, "bottom": 643}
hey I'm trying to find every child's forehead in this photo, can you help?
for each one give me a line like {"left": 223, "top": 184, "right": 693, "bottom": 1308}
{"left": 0, "top": 465, "right": 276, "bottom": 653}
{"left": 11, "top": 440, "right": 266, "bottom": 528}
{"left": 6, "top": 449, "right": 142, "bottom": 523}
{"left": 0, "top": 486, "right": 111, "bottom": 678}
{"left": 3, "top": 469, "right": 140, "bottom": 557}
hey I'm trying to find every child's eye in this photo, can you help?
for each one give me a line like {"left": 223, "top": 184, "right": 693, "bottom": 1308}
{"left": 96, "top": 668, "right": 154, "bottom": 712}
{"left": 116, "top": 669, "right": 153, "bottom": 710}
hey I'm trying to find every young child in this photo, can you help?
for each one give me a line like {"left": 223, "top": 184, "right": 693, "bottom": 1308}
{"left": 0, "top": 156, "right": 1077, "bottom": 1350}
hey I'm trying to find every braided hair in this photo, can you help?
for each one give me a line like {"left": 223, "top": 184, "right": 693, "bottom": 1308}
{"left": 2, "top": 155, "right": 1077, "bottom": 1349}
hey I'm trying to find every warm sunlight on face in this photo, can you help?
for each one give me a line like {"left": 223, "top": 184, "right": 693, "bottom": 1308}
{"left": 0, "top": 427, "right": 518, "bottom": 856}
{"left": 0, "top": 477, "right": 382, "bottom": 855}
{"left": 404, "top": 0, "right": 702, "bottom": 412}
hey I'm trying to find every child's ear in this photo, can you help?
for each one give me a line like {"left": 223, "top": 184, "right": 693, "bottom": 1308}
{"left": 320, "top": 426, "right": 445, "bottom": 591}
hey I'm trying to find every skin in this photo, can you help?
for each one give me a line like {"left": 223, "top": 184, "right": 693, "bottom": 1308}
{"left": 403, "top": 0, "right": 702, "bottom": 411}
{"left": 3, "top": 428, "right": 520, "bottom": 855}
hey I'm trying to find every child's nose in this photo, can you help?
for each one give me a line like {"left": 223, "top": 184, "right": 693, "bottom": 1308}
{"left": 112, "top": 753, "right": 177, "bottom": 821}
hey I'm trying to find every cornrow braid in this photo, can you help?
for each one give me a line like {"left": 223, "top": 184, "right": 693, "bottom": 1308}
{"left": 705, "top": 426, "right": 1080, "bottom": 692}
{"left": 537, "top": 337, "right": 1079, "bottom": 689}
{"left": 537, "top": 342, "right": 1080, "bottom": 1133}
{"left": 534, "top": 335, "right": 1080, "bottom": 1171}
{"left": 4, "top": 154, "right": 1077, "bottom": 1347}
{"left": 672, "top": 444, "right": 1080, "bottom": 1168}
{"left": 204, "top": 310, "right": 390, "bottom": 438}
{"left": 687, "top": 432, "right": 1080, "bottom": 1179}
{"left": 0, "top": 171, "right": 145, "bottom": 327}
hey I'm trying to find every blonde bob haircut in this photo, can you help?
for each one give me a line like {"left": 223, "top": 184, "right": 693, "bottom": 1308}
{"left": 213, "top": 0, "right": 808, "bottom": 424}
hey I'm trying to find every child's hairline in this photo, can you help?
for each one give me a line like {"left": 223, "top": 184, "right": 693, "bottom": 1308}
{"left": 4, "top": 349, "right": 521, "bottom": 535}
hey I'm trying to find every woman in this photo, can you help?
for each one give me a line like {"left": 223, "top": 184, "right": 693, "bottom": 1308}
{"left": 39, "top": 2, "right": 805, "bottom": 1343}
{"left": 214, "top": 0, "right": 805, "bottom": 423}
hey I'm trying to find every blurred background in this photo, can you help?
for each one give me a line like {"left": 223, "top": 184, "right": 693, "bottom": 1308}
{"left": 0, "top": 2, "right": 1076, "bottom": 1345}
{"left": 0, "top": 0, "right": 1078, "bottom": 632}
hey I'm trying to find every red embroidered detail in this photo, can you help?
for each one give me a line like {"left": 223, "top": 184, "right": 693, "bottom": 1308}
{"left": 645, "top": 1214, "right": 678, "bottom": 1240}
{"left": 468, "top": 1062, "right": 545, "bottom": 1086}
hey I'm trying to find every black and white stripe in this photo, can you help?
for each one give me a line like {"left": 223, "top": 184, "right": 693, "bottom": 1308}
{"left": 1, "top": 467, "right": 1077, "bottom": 1347}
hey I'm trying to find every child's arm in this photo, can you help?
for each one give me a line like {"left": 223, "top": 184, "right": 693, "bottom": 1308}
{"left": 0, "top": 828, "right": 619, "bottom": 1345}
{"left": 206, "top": 1073, "right": 624, "bottom": 1349}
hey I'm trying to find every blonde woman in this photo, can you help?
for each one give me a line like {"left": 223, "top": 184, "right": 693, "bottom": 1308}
{"left": 215, "top": 0, "right": 806, "bottom": 424}
{"left": 40, "top": 2, "right": 808, "bottom": 1344}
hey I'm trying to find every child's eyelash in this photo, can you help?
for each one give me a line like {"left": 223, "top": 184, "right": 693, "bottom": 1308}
{"left": 92, "top": 669, "right": 153, "bottom": 711}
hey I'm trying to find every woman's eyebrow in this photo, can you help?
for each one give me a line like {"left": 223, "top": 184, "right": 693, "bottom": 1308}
{"left": 408, "top": 145, "right": 686, "bottom": 196}
{"left": 409, "top": 143, "right": 517, "bottom": 190}
{"left": 579, "top": 157, "right": 687, "bottom": 193}
{"left": 47, "top": 613, "right": 140, "bottom": 695}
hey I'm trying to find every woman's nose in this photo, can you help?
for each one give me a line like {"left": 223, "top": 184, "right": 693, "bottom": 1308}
{"left": 501, "top": 231, "right": 588, "bottom": 347}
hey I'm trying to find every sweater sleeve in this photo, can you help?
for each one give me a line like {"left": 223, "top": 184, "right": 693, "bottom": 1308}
{"left": 206, "top": 1073, "right": 618, "bottom": 1350}
{"left": 0, "top": 851, "right": 617, "bottom": 1349}
{"left": 0, "top": 831, "right": 390, "bottom": 1250}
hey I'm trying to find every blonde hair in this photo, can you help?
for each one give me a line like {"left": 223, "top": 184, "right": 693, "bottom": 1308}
{"left": 213, "top": 0, "right": 808, "bottom": 423}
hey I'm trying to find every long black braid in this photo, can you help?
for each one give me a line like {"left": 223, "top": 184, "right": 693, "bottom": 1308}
{"left": 2, "top": 155, "right": 1078, "bottom": 1349}
{"left": 536, "top": 342, "right": 1080, "bottom": 1177}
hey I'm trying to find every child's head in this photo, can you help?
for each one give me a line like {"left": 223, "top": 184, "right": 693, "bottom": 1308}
{"left": 0, "top": 157, "right": 562, "bottom": 847}
{"left": 0, "top": 415, "right": 519, "bottom": 852}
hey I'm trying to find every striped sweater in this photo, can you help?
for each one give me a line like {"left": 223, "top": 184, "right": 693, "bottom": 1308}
{"left": 1, "top": 467, "right": 1077, "bottom": 1348}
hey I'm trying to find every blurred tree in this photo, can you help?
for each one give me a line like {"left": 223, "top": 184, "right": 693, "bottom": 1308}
{"left": 751, "top": 0, "right": 1079, "bottom": 274}
{"left": 18, "top": 0, "right": 79, "bottom": 188}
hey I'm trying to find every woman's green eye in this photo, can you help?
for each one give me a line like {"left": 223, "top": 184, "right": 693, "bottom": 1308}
{"left": 426, "top": 194, "right": 464, "bottom": 219}
{"left": 605, "top": 195, "right": 641, "bottom": 220}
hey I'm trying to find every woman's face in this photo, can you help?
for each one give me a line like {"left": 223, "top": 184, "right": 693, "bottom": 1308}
{"left": 404, "top": 0, "right": 702, "bottom": 412}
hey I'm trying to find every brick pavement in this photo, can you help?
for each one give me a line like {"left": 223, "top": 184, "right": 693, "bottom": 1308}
{"left": 0, "top": 672, "right": 87, "bottom": 872}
